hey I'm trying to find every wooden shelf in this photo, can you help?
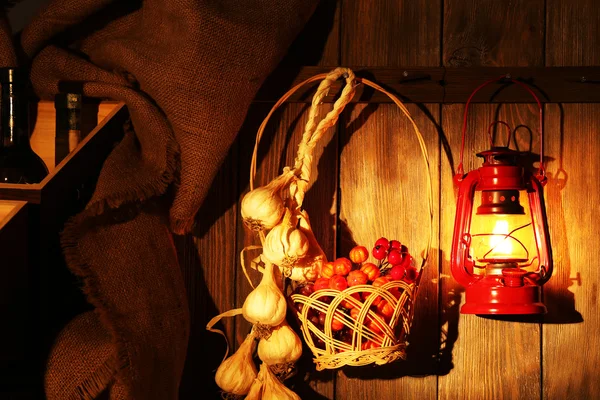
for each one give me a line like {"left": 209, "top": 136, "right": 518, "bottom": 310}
{"left": 256, "top": 66, "right": 600, "bottom": 103}
{"left": 0, "top": 103, "right": 127, "bottom": 203}
{"left": 0, "top": 200, "right": 27, "bottom": 229}
{"left": 31, "top": 101, "right": 120, "bottom": 171}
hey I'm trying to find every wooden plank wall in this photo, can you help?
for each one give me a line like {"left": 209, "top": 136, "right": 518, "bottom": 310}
{"left": 179, "top": 0, "right": 600, "bottom": 399}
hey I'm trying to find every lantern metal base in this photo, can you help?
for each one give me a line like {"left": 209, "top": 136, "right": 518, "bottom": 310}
{"left": 461, "top": 276, "right": 547, "bottom": 315}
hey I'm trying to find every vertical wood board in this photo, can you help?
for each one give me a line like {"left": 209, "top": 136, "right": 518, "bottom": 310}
{"left": 544, "top": 2, "right": 600, "bottom": 398}
{"left": 546, "top": 0, "right": 600, "bottom": 67}
{"left": 177, "top": 143, "right": 239, "bottom": 397}
{"left": 443, "top": 0, "right": 544, "bottom": 67}
{"left": 338, "top": 1, "right": 441, "bottom": 399}
{"left": 341, "top": 0, "right": 441, "bottom": 66}
{"left": 334, "top": 103, "right": 440, "bottom": 400}
{"left": 542, "top": 104, "right": 600, "bottom": 400}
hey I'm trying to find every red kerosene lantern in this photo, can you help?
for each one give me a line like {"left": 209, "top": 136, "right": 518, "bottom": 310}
{"left": 451, "top": 76, "right": 553, "bottom": 314}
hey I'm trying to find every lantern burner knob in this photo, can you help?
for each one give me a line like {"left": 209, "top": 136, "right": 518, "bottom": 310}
{"left": 501, "top": 268, "right": 528, "bottom": 287}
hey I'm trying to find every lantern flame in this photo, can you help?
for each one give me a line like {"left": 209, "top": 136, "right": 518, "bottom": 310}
{"left": 490, "top": 219, "right": 512, "bottom": 256}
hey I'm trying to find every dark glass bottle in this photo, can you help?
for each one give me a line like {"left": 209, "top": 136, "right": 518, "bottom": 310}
{"left": 0, "top": 67, "right": 48, "bottom": 184}
{"left": 54, "top": 93, "right": 82, "bottom": 165}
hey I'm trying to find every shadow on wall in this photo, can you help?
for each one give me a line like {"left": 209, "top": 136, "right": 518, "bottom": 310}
{"left": 175, "top": 234, "right": 228, "bottom": 399}
{"left": 327, "top": 99, "right": 461, "bottom": 380}
{"left": 540, "top": 104, "right": 583, "bottom": 325}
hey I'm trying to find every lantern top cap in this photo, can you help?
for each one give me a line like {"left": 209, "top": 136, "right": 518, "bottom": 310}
{"left": 476, "top": 146, "right": 524, "bottom": 160}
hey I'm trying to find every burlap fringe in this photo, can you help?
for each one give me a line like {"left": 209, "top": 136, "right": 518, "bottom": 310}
{"left": 61, "top": 219, "right": 134, "bottom": 397}
{"left": 60, "top": 116, "right": 178, "bottom": 396}
{"left": 82, "top": 117, "right": 180, "bottom": 225}
{"left": 71, "top": 354, "right": 123, "bottom": 400}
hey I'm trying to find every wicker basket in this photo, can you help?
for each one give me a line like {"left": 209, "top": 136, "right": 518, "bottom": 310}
{"left": 248, "top": 67, "right": 433, "bottom": 371}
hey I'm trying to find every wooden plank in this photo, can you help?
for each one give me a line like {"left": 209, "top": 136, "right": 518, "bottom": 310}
{"left": 541, "top": 104, "right": 600, "bottom": 399}
{"left": 257, "top": 66, "right": 600, "bottom": 103}
{"left": 235, "top": 102, "right": 338, "bottom": 399}
{"left": 176, "top": 142, "right": 239, "bottom": 397}
{"left": 335, "top": 103, "right": 440, "bottom": 400}
{"left": 546, "top": 0, "right": 600, "bottom": 67}
{"left": 0, "top": 104, "right": 124, "bottom": 204}
{"left": 0, "top": 201, "right": 27, "bottom": 229}
{"left": 0, "top": 103, "right": 124, "bottom": 203}
{"left": 341, "top": 0, "right": 440, "bottom": 66}
{"left": 337, "top": 1, "right": 440, "bottom": 399}
{"left": 441, "top": 67, "right": 600, "bottom": 103}
{"left": 30, "top": 101, "right": 119, "bottom": 171}
{"left": 336, "top": 0, "right": 443, "bottom": 399}
{"left": 279, "top": 0, "right": 340, "bottom": 66}
{"left": 544, "top": 3, "right": 600, "bottom": 399}
{"left": 443, "top": 0, "right": 544, "bottom": 67}
{"left": 439, "top": 104, "right": 543, "bottom": 400}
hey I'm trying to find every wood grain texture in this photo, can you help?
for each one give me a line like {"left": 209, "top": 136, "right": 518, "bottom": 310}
{"left": 176, "top": 143, "right": 239, "bottom": 397}
{"left": 0, "top": 200, "right": 26, "bottom": 228}
{"left": 443, "top": 0, "right": 544, "bottom": 67}
{"left": 341, "top": 0, "right": 441, "bottom": 66}
{"left": 281, "top": 0, "right": 340, "bottom": 66}
{"left": 235, "top": 102, "right": 338, "bottom": 399}
{"left": 439, "top": 104, "right": 542, "bottom": 400}
{"left": 544, "top": 2, "right": 600, "bottom": 398}
{"left": 176, "top": 1, "right": 600, "bottom": 398}
{"left": 546, "top": 0, "right": 600, "bottom": 66}
{"left": 541, "top": 104, "right": 600, "bottom": 400}
{"left": 334, "top": 103, "right": 440, "bottom": 400}
{"left": 338, "top": 2, "right": 440, "bottom": 398}
{"left": 258, "top": 66, "right": 600, "bottom": 104}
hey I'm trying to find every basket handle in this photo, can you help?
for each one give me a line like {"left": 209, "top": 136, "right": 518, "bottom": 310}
{"left": 457, "top": 75, "right": 545, "bottom": 182}
{"left": 249, "top": 67, "right": 434, "bottom": 269}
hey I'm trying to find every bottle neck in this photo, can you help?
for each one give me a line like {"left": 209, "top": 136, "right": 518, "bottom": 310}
{"left": 55, "top": 93, "right": 82, "bottom": 131}
{"left": 1, "top": 68, "right": 30, "bottom": 150}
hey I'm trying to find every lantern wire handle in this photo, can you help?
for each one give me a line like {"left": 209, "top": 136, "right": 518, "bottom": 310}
{"left": 487, "top": 120, "right": 513, "bottom": 148}
{"left": 457, "top": 75, "right": 545, "bottom": 182}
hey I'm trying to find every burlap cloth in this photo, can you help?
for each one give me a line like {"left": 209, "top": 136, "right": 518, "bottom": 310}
{"left": 1, "top": 0, "right": 318, "bottom": 398}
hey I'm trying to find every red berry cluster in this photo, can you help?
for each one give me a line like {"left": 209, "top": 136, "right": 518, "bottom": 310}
{"left": 371, "top": 237, "right": 418, "bottom": 283}
{"left": 291, "top": 237, "right": 419, "bottom": 352}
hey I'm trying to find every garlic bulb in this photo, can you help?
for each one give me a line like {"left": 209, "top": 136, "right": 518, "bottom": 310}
{"left": 241, "top": 172, "right": 292, "bottom": 231}
{"left": 262, "top": 219, "right": 310, "bottom": 267}
{"left": 245, "top": 374, "right": 264, "bottom": 400}
{"left": 288, "top": 210, "right": 327, "bottom": 282}
{"left": 242, "top": 262, "right": 287, "bottom": 327}
{"left": 257, "top": 319, "right": 302, "bottom": 366}
{"left": 260, "top": 362, "right": 301, "bottom": 400}
{"left": 214, "top": 333, "right": 257, "bottom": 395}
